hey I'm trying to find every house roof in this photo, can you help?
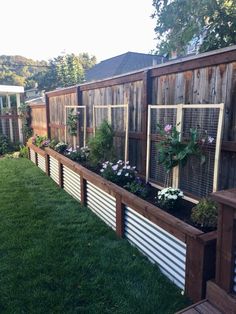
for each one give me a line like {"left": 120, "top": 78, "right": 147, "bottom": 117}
{"left": 85, "top": 52, "right": 165, "bottom": 82}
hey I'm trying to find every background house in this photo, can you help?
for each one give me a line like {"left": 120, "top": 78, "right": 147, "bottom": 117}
{"left": 85, "top": 52, "right": 166, "bottom": 82}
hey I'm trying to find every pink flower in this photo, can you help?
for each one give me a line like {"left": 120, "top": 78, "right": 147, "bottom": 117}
{"left": 164, "top": 124, "right": 172, "bottom": 133}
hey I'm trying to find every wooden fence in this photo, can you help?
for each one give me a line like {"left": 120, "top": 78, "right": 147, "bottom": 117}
{"left": 36, "top": 46, "right": 236, "bottom": 194}
{"left": 30, "top": 104, "right": 47, "bottom": 136}
{"left": 27, "top": 142, "right": 217, "bottom": 303}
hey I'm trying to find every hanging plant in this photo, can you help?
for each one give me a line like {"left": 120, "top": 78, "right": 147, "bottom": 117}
{"left": 156, "top": 124, "right": 214, "bottom": 173}
{"left": 67, "top": 109, "right": 79, "bottom": 136}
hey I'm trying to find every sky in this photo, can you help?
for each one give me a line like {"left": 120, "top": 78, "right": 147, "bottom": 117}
{"left": 0, "top": 0, "right": 157, "bottom": 62}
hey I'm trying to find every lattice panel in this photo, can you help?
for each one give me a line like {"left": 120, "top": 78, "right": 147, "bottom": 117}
{"left": 147, "top": 104, "right": 224, "bottom": 199}
{"left": 179, "top": 107, "right": 220, "bottom": 197}
{"left": 149, "top": 108, "right": 177, "bottom": 186}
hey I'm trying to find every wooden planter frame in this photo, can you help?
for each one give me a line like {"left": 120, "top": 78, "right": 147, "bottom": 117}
{"left": 27, "top": 142, "right": 217, "bottom": 303}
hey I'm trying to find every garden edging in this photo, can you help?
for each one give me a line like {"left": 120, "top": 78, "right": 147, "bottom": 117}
{"left": 27, "top": 143, "right": 217, "bottom": 302}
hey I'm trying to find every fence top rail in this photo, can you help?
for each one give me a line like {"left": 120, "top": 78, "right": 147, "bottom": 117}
{"left": 93, "top": 104, "right": 128, "bottom": 109}
{"left": 65, "top": 105, "right": 86, "bottom": 109}
{"left": 149, "top": 103, "right": 224, "bottom": 109}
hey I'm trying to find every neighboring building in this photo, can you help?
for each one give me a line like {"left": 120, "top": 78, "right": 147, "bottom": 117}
{"left": 85, "top": 52, "right": 166, "bottom": 82}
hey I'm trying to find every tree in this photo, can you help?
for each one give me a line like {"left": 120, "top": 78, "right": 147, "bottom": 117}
{"left": 152, "top": 0, "right": 236, "bottom": 55}
{"left": 35, "top": 53, "right": 96, "bottom": 91}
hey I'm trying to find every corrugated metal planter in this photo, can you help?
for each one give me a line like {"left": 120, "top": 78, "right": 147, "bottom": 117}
{"left": 27, "top": 143, "right": 217, "bottom": 303}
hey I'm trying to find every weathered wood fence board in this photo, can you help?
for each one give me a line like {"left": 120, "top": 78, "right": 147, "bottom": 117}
{"left": 30, "top": 104, "right": 47, "bottom": 136}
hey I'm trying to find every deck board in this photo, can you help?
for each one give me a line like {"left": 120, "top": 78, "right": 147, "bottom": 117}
{"left": 176, "top": 300, "right": 223, "bottom": 314}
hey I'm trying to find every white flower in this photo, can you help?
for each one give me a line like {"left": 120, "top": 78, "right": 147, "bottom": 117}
{"left": 117, "top": 170, "right": 122, "bottom": 176}
{"left": 126, "top": 161, "right": 129, "bottom": 164}
{"left": 125, "top": 173, "right": 129, "bottom": 177}
{"left": 208, "top": 136, "right": 214, "bottom": 144}
{"left": 126, "top": 165, "right": 131, "bottom": 169}
{"left": 100, "top": 169, "right": 104, "bottom": 173}
{"left": 112, "top": 164, "right": 118, "bottom": 171}
{"left": 103, "top": 164, "right": 107, "bottom": 169}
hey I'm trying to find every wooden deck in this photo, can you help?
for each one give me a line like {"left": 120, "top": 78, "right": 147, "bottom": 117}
{"left": 176, "top": 299, "right": 223, "bottom": 314}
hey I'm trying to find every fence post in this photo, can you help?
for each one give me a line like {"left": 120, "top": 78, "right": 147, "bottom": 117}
{"left": 141, "top": 69, "right": 152, "bottom": 177}
{"left": 212, "top": 189, "right": 236, "bottom": 293}
{"left": 45, "top": 94, "right": 50, "bottom": 138}
{"left": 45, "top": 153, "right": 50, "bottom": 176}
{"left": 58, "top": 162, "right": 63, "bottom": 188}
{"left": 80, "top": 174, "right": 87, "bottom": 206}
{"left": 35, "top": 152, "right": 38, "bottom": 166}
{"left": 185, "top": 231, "right": 216, "bottom": 302}
{"left": 116, "top": 194, "right": 125, "bottom": 238}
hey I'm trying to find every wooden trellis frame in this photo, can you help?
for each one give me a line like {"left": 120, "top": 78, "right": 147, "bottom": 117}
{"left": 64, "top": 105, "right": 87, "bottom": 148}
{"left": 146, "top": 103, "right": 224, "bottom": 200}
{"left": 93, "top": 104, "right": 129, "bottom": 163}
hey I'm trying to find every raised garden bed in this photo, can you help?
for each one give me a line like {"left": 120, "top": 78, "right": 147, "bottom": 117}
{"left": 27, "top": 142, "right": 217, "bottom": 302}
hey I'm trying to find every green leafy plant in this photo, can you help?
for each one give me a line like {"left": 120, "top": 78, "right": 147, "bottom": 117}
{"left": 156, "top": 124, "right": 211, "bottom": 172}
{"left": 49, "top": 139, "right": 59, "bottom": 149}
{"left": 100, "top": 160, "right": 136, "bottom": 186}
{"left": 18, "top": 103, "right": 32, "bottom": 141}
{"left": 31, "top": 135, "right": 50, "bottom": 148}
{"left": 19, "top": 145, "right": 28, "bottom": 158}
{"left": 66, "top": 146, "right": 90, "bottom": 163}
{"left": 54, "top": 142, "right": 68, "bottom": 154}
{"left": 157, "top": 187, "right": 184, "bottom": 210}
{"left": 124, "top": 177, "right": 151, "bottom": 198}
{"left": 0, "top": 135, "right": 10, "bottom": 155}
{"left": 191, "top": 198, "right": 218, "bottom": 229}
{"left": 67, "top": 109, "right": 79, "bottom": 136}
{"left": 88, "top": 120, "right": 114, "bottom": 165}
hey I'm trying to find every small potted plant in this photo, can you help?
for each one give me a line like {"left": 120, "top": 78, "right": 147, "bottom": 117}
{"left": 191, "top": 198, "right": 218, "bottom": 231}
{"left": 157, "top": 187, "right": 184, "bottom": 210}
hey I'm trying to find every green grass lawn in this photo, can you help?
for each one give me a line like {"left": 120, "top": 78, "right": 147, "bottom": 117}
{"left": 0, "top": 158, "right": 189, "bottom": 314}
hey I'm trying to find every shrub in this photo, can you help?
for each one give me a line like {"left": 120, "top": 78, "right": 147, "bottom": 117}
{"left": 191, "top": 198, "right": 218, "bottom": 229}
{"left": 49, "top": 139, "right": 59, "bottom": 149}
{"left": 124, "top": 177, "right": 151, "bottom": 198}
{"left": 100, "top": 160, "right": 136, "bottom": 186}
{"left": 31, "top": 135, "right": 50, "bottom": 148}
{"left": 0, "top": 135, "right": 10, "bottom": 155}
{"left": 88, "top": 120, "right": 114, "bottom": 165}
{"left": 157, "top": 187, "right": 184, "bottom": 210}
{"left": 19, "top": 145, "right": 28, "bottom": 158}
{"left": 66, "top": 146, "right": 90, "bottom": 163}
{"left": 54, "top": 142, "right": 68, "bottom": 154}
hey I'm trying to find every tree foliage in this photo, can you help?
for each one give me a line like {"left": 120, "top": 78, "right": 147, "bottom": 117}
{"left": 33, "top": 53, "right": 96, "bottom": 91}
{"left": 0, "top": 55, "right": 47, "bottom": 88}
{"left": 152, "top": 0, "right": 236, "bottom": 55}
{"left": 0, "top": 53, "right": 96, "bottom": 91}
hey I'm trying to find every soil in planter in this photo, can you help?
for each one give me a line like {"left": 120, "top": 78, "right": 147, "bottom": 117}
{"left": 142, "top": 185, "right": 215, "bottom": 233}
{"left": 54, "top": 150, "right": 215, "bottom": 233}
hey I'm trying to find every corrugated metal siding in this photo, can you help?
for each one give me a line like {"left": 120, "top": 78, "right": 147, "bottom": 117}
{"left": 124, "top": 207, "right": 186, "bottom": 290}
{"left": 233, "top": 252, "right": 236, "bottom": 293}
{"left": 63, "top": 165, "right": 81, "bottom": 201}
{"left": 37, "top": 154, "right": 46, "bottom": 172}
{"left": 49, "top": 156, "right": 59, "bottom": 184}
{"left": 87, "top": 181, "right": 116, "bottom": 230}
{"left": 30, "top": 148, "right": 36, "bottom": 164}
